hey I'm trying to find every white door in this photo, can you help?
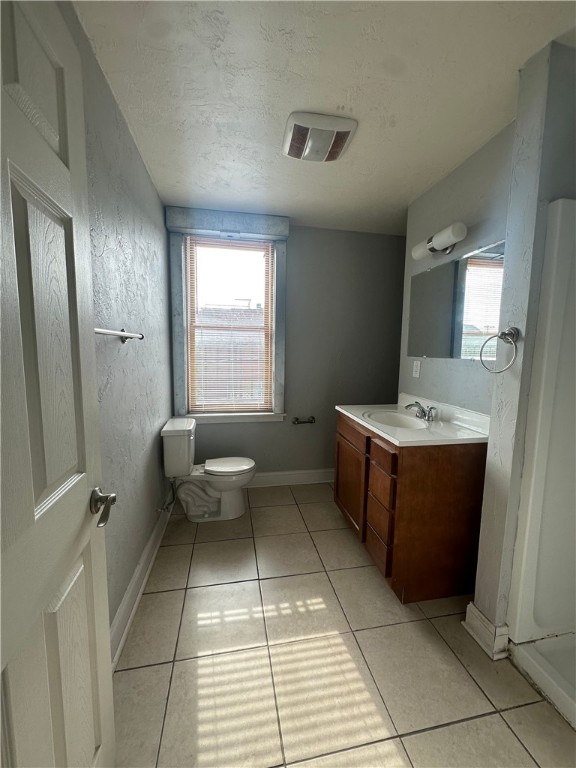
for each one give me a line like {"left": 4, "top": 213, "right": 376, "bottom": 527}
{"left": 1, "top": 3, "right": 115, "bottom": 766}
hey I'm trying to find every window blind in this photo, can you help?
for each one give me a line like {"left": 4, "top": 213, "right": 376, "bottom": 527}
{"left": 185, "top": 237, "right": 275, "bottom": 413}
{"left": 461, "top": 258, "right": 504, "bottom": 360}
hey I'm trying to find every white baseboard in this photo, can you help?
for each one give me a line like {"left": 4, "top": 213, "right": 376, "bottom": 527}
{"left": 249, "top": 468, "right": 335, "bottom": 487}
{"left": 110, "top": 507, "right": 170, "bottom": 669}
{"left": 463, "top": 602, "right": 509, "bottom": 660}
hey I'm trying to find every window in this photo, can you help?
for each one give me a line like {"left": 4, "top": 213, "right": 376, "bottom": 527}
{"left": 167, "top": 206, "right": 288, "bottom": 421}
{"left": 460, "top": 258, "right": 504, "bottom": 360}
{"left": 185, "top": 237, "right": 276, "bottom": 414}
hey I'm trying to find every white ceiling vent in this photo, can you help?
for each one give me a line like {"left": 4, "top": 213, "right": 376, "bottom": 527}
{"left": 282, "top": 112, "right": 358, "bottom": 162}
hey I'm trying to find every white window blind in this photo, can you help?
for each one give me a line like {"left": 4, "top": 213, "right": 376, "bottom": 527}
{"left": 461, "top": 258, "right": 504, "bottom": 360}
{"left": 185, "top": 237, "right": 275, "bottom": 413}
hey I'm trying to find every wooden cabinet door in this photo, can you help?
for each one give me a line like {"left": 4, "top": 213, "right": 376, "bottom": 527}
{"left": 334, "top": 433, "right": 367, "bottom": 538}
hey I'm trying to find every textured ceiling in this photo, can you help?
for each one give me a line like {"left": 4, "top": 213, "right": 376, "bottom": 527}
{"left": 76, "top": 2, "right": 575, "bottom": 234}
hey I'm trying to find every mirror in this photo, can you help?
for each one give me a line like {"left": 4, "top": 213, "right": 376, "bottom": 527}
{"left": 408, "top": 241, "right": 505, "bottom": 359}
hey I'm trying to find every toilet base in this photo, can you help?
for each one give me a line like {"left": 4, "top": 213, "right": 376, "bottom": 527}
{"left": 178, "top": 482, "right": 248, "bottom": 523}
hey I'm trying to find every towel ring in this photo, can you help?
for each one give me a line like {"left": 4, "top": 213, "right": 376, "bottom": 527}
{"left": 480, "top": 327, "right": 521, "bottom": 373}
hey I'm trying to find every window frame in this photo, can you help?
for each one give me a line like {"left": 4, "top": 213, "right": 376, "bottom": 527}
{"left": 167, "top": 208, "right": 287, "bottom": 423}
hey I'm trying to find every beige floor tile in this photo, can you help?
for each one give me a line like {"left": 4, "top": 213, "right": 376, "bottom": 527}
{"left": 161, "top": 515, "right": 197, "bottom": 545}
{"left": 248, "top": 485, "right": 295, "bottom": 507}
{"left": 261, "top": 572, "right": 350, "bottom": 645}
{"left": 251, "top": 504, "right": 307, "bottom": 537}
{"left": 194, "top": 511, "right": 253, "bottom": 543}
{"left": 299, "top": 501, "right": 348, "bottom": 531}
{"left": 356, "top": 622, "right": 493, "bottom": 733}
{"left": 176, "top": 581, "right": 266, "bottom": 659}
{"left": 158, "top": 648, "right": 283, "bottom": 768}
{"left": 433, "top": 615, "right": 542, "bottom": 710}
{"left": 114, "top": 664, "right": 171, "bottom": 767}
{"left": 417, "top": 593, "right": 472, "bottom": 618}
{"left": 503, "top": 701, "right": 576, "bottom": 768}
{"left": 270, "top": 633, "right": 396, "bottom": 763}
{"left": 292, "top": 740, "right": 411, "bottom": 768}
{"left": 144, "top": 544, "right": 193, "bottom": 593}
{"left": 255, "top": 532, "right": 323, "bottom": 578}
{"left": 188, "top": 538, "right": 257, "bottom": 587}
{"left": 311, "top": 529, "right": 373, "bottom": 570}
{"left": 290, "top": 483, "right": 334, "bottom": 504}
{"left": 329, "top": 566, "right": 424, "bottom": 630}
{"left": 404, "top": 713, "right": 537, "bottom": 767}
{"left": 117, "top": 591, "right": 184, "bottom": 670}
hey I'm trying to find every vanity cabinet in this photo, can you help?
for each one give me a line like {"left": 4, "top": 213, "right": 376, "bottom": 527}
{"left": 334, "top": 412, "right": 487, "bottom": 603}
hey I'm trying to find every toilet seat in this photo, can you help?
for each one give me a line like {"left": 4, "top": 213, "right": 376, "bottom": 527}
{"left": 204, "top": 457, "right": 255, "bottom": 476}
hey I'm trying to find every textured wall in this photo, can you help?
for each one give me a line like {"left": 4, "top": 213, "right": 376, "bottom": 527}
{"left": 61, "top": 5, "right": 171, "bottom": 623}
{"left": 194, "top": 226, "right": 405, "bottom": 471}
{"left": 474, "top": 42, "right": 576, "bottom": 628}
{"left": 397, "top": 125, "right": 514, "bottom": 413}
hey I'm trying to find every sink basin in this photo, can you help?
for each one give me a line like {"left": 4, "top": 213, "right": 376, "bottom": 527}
{"left": 361, "top": 409, "right": 428, "bottom": 430}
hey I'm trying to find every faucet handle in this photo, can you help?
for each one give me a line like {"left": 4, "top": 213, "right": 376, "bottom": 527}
{"left": 425, "top": 406, "right": 437, "bottom": 422}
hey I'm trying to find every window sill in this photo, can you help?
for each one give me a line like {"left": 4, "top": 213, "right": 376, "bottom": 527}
{"left": 189, "top": 412, "right": 286, "bottom": 424}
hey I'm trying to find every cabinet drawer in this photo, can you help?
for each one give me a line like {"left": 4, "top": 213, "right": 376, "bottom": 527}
{"left": 370, "top": 438, "right": 398, "bottom": 476}
{"left": 368, "top": 463, "right": 396, "bottom": 509}
{"left": 366, "top": 525, "right": 392, "bottom": 577}
{"left": 367, "top": 493, "right": 393, "bottom": 545}
{"left": 337, "top": 414, "right": 369, "bottom": 454}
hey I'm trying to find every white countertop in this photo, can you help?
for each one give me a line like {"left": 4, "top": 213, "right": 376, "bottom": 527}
{"left": 336, "top": 403, "right": 489, "bottom": 447}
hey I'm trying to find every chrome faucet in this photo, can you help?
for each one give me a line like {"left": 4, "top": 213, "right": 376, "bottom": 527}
{"left": 405, "top": 401, "right": 437, "bottom": 422}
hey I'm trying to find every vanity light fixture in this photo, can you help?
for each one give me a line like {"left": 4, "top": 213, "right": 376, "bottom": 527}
{"left": 411, "top": 222, "right": 468, "bottom": 261}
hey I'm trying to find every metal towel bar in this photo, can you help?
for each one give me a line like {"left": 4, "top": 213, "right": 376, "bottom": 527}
{"left": 94, "top": 328, "right": 144, "bottom": 343}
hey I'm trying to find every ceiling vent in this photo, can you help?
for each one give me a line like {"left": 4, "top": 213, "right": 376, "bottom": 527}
{"left": 282, "top": 112, "right": 358, "bottom": 162}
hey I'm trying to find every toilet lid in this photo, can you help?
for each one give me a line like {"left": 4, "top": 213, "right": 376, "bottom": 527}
{"left": 204, "top": 457, "right": 255, "bottom": 476}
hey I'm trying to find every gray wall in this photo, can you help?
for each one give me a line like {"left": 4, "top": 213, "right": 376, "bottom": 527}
{"left": 194, "top": 226, "right": 405, "bottom": 471}
{"left": 398, "top": 125, "right": 515, "bottom": 413}
{"left": 62, "top": 6, "right": 172, "bottom": 623}
{"left": 474, "top": 41, "right": 576, "bottom": 628}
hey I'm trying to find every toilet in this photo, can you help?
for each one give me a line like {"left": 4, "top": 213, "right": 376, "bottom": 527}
{"left": 161, "top": 417, "right": 256, "bottom": 522}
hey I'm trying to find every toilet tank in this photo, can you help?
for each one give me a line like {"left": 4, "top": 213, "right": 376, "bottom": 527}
{"left": 161, "top": 417, "right": 196, "bottom": 477}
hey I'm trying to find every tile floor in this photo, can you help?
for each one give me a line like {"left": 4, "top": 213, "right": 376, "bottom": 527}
{"left": 114, "top": 484, "right": 576, "bottom": 768}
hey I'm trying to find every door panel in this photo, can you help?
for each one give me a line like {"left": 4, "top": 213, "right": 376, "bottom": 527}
{"left": 12, "top": 182, "right": 81, "bottom": 504}
{"left": 44, "top": 559, "right": 98, "bottom": 768}
{"left": 2, "top": 2, "right": 68, "bottom": 160}
{"left": 2, "top": 620, "right": 55, "bottom": 768}
{"left": 3, "top": 546, "right": 106, "bottom": 768}
{"left": 1, "top": 4, "right": 114, "bottom": 766}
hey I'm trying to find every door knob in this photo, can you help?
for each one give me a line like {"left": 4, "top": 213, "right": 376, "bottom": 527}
{"left": 90, "top": 487, "right": 117, "bottom": 528}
